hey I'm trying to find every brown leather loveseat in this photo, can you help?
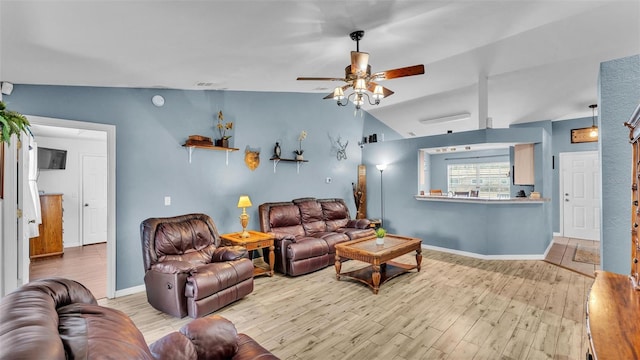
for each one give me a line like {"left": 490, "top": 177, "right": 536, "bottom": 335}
{"left": 141, "top": 213, "right": 254, "bottom": 318}
{"left": 0, "top": 278, "right": 278, "bottom": 359}
{"left": 259, "top": 197, "right": 374, "bottom": 276}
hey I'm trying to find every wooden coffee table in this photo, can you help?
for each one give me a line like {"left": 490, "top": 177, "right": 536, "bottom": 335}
{"left": 221, "top": 230, "right": 275, "bottom": 277}
{"left": 334, "top": 234, "right": 422, "bottom": 294}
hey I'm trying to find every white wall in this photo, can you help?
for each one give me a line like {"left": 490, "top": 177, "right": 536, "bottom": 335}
{"left": 36, "top": 136, "right": 106, "bottom": 247}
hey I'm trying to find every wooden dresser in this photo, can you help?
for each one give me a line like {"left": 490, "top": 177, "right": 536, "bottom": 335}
{"left": 585, "top": 103, "right": 640, "bottom": 359}
{"left": 29, "top": 194, "right": 64, "bottom": 260}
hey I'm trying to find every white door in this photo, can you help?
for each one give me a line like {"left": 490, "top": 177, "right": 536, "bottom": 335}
{"left": 561, "top": 151, "right": 600, "bottom": 240}
{"left": 81, "top": 155, "right": 107, "bottom": 245}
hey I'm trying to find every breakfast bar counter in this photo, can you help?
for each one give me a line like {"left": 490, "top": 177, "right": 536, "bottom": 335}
{"left": 411, "top": 195, "right": 552, "bottom": 258}
{"left": 414, "top": 195, "right": 549, "bottom": 204}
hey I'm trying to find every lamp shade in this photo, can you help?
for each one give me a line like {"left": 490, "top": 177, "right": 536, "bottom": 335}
{"left": 354, "top": 79, "right": 367, "bottom": 94}
{"left": 372, "top": 85, "right": 384, "bottom": 100}
{"left": 237, "top": 195, "right": 252, "bottom": 208}
{"left": 376, "top": 164, "right": 387, "bottom": 171}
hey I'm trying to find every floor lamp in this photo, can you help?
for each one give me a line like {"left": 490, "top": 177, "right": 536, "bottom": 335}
{"left": 376, "top": 164, "right": 387, "bottom": 227}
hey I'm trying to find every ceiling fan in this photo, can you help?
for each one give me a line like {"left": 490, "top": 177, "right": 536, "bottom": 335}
{"left": 297, "top": 30, "right": 425, "bottom": 110}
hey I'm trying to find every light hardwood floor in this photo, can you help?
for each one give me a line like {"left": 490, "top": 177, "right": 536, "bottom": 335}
{"left": 30, "top": 243, "right": 107, "bottom": 299}
{"left": 100, "top": 250, "right": 593, "bottom": 360}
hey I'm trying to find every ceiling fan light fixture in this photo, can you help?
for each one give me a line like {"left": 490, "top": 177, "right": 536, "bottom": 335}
{"left": 353, "top": 94, "right": 365, "bottom": 109}
{"left": 372, "top": 85, "right": 384, "bottom": 101}
{"left": 297, "top": 30, "right": 425, "bottom": 112}
{"left": 354, "top": 79, "right": 367, "bottom": 94}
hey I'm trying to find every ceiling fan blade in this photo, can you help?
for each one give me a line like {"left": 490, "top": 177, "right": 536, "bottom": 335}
{"left": 297, "top": 77, "right": 346, "bottom": 81}
{"left": 367, "top": 82, "right": 395, "bottom": 98}
{"left": 350, "top": 51, "right": 369, "bottom": 75}
{"left": 371, "top": 64, "right": 425, "bottom": 81}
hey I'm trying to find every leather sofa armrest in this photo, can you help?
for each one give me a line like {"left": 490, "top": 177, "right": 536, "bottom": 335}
{"left": 151, "top": 260, "right": 196, "bottom": 274}
{"left": 212, "top": 246, "right": 249, "bottom": 262}
{"left": 270, "top": 231, "right": 297, "bottom": 243}
{"left": 150, "top": 315, "right": 239, "bottom": 360}
{"left": 346, "top": 219, "right": 371, "bottom": 229}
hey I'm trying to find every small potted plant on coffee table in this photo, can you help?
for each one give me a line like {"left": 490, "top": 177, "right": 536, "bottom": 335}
{"left": 375, "top": 227, "right": 386, "bottom": 245}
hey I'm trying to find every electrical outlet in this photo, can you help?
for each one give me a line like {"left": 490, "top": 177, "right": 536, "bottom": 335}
{"left": 164, "top": 196, "right": 171, "bottom": 206}
{"left": 325, "top": 177, "right": 332, "bottom": 184}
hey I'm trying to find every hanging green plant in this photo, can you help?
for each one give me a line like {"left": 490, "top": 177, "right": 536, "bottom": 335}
{"left": 0, "top": 101, "right": 30, "bottom": 144}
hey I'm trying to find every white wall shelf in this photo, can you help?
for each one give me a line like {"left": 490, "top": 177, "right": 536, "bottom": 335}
{"left": 182, "top": 144, "right": 239, "bottom": 165}
{"left": 270, "top": 157, "right": 308, "bottom": 174}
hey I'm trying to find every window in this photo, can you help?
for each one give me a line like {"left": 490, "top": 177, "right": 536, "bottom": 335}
{"left": 447, "top": 162, "right": 510, "bottom": 198}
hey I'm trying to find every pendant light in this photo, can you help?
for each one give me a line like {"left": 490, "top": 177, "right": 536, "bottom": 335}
{"left": 589, "top": 104, "right": 598, "bottom": 138}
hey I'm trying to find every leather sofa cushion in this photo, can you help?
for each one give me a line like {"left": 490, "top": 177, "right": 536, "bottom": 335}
{"left": 287, "top": 237, "right": 329, "bottom": 260}
{"left": 317, "top": 232, "right": 350, "bottom": 253}
{"left": 185, "top": 259, "right": 254, "bottom": 300}
{"left": 321, "top": 200, "right": 349, "bottom": 220}
{"left": 269, "top": 204, "right": 301, "bottom": 227}
{"left": 325, "top": 218, "right": 349, "bottom": 232}
{"left": 302, "top": 220, "right": 326, "bottom": 236}
{"left": 155, "top": 220, "right": 216, "bottom": 260}
{"left": 338, "top": 227, "right": 375, "bottom": 240}
{"left": 57, "top": 303, "right": 153, "bottom": 360}
{"left": 298, "top": 200, "right": 324, "bottom": 223}
{"left": 273, "top": 226, "right": 305, "bottom": 239}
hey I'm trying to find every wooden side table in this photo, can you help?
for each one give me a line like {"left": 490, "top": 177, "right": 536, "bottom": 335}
{"left": 221, "top": 230, "right": 275, "bottom": 277}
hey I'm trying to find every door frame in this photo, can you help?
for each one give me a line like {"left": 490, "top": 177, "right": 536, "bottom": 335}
{"left": 25, "top": 116, "right": 116, "bottom": 298}
{"left": 559, "top": 150, "right": 600, "bottom": 240}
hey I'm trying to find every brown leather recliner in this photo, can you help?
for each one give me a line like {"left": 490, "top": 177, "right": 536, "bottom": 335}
{"left": 0, "top": 278, "right": 278, "bottom": 360}
{"left": 141, "top": 213, "right": 254, "bottom": 318}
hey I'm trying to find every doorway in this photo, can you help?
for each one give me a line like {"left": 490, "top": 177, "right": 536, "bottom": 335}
{"left": 82, "top": 155, "right": 108, "bottom": 245}
{"left": 560, "top": 151, "right": 600, "bottom": 241}
{"left": 24, "top": 116, "right": 116, "bottom": 298}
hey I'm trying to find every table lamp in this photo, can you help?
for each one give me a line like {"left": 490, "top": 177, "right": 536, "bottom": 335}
{"left": 237, "top": 195, "right": 252, "bottom": 238}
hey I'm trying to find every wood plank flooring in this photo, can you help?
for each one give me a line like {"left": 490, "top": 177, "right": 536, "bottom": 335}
{"left": 29, "top": 243, "right": 107, "bottom": 299}
{"left": 100, "top": 250, "right": 593, "bottom": 359}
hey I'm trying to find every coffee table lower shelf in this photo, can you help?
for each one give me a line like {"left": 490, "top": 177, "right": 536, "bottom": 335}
{"left": 336, "top": 261, "right": 418, "bottom": 294}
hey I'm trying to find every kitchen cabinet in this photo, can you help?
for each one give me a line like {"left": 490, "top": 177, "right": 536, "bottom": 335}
{"left": 513, "top": 144, "right": 534, "bottom": 185}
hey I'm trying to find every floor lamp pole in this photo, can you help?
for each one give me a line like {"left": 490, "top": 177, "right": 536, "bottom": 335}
{"left": 376, "top": 164, "right": 387, "bottom": 228}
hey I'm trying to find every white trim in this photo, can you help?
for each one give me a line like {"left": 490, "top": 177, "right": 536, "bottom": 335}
{"left": 114, "top": 284, "right": 145, "bottom": 298}
{"left": 553, "top": 232, "right": 562, "bottom": 237}
{"left": 25, "top": 116, "right": 116, "bottom": 299}
{"left": 422, "top": 241, "right": 552, "bottom": 261}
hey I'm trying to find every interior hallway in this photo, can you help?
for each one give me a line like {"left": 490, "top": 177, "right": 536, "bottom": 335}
{"left": 29, "top": 242, "right": 107, "bottom": 299}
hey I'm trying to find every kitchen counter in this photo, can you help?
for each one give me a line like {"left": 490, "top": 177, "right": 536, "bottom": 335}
{"left": 414, "top": 195, "right": 549, "bottom": 204}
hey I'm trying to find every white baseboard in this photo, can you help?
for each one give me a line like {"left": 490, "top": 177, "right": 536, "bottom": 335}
{"left": 553, "top": 232, "right": 562, "bottom": 237}
{"left": 421, "top": 244, "right": 546, "bottom": 261}
{"left": 114, "top": 284, "right": 145, "bottom": 298}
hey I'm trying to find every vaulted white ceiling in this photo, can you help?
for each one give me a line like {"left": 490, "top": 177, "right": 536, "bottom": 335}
{"left": 1, "top": 1, "right": 638, "bottom": 137}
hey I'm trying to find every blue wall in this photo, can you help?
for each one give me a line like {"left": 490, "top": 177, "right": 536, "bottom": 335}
{"left": 599, "top": 54, "right": 640, "bottom": 274}
{"left": 362, "top": 127, "right": 552, "bottom": 256}
{"left": 4, "top": 85, "right": 384, "bottom": 290}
